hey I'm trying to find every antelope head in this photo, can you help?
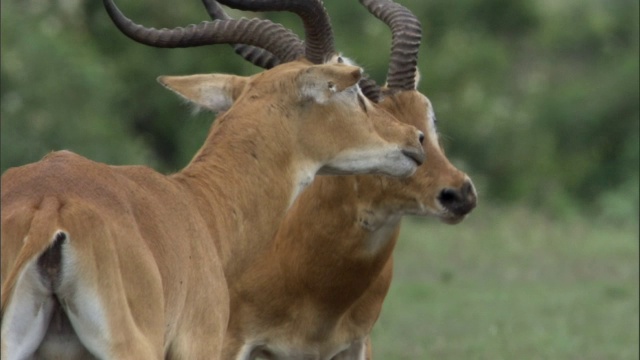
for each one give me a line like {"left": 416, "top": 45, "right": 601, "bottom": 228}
{"left": 104, "top": 0, "right": 425, "bottom": 178}
{"left": 202, "top": 0, "right": 477, "bottom": 223}
{"left": 357, "top": 0, "right": 477, "bottom": 222}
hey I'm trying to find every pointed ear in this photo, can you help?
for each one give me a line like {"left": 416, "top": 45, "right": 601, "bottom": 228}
{"left": 157, "top": 74, "right": 249, "bottom": 112}
{"left": 298, "top": 64, "right": 363, "bottom": 103}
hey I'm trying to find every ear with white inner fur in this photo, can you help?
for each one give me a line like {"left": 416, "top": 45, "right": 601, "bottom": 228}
{"left": 297, "top": 64, "right": 363, "bottom": 104}
{"left": 157, "top": 74, "right": 249, "bottom": 112}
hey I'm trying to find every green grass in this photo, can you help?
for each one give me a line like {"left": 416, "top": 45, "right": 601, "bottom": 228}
{"left": 371, "top": 205, "right": 639, "bottom": 360}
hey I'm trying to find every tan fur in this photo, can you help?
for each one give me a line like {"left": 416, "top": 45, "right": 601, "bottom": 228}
{"left": 221, "top": 89, "right": 477, "bottom": 359}
{"left": 0, "top": 61, "right": 425, "bottom": 359}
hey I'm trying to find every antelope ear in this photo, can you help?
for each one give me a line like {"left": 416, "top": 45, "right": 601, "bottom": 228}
{"left": 157, "top": 74, "right": 249, "bottom": 112}
{"left": 298, "top": 64, "right": 363, "bottom": 103}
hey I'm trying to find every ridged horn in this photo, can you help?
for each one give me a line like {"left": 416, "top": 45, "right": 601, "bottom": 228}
{"left": 103, "top": 0, "right": 303, "bottom": 62}
{"left": 216, "top": 0, "right": 335, "bottom": 64}
{"left": 202, "top": 0, "right": 382, "bottom": 101}
{"left": 358, "top": 77, "right": 382, "bottom": 103}
{"left": 358, "top": 0, "right": 422, "bottom": 91}
{"left": 202, "top": 0, "right": 303, "bottom": 67}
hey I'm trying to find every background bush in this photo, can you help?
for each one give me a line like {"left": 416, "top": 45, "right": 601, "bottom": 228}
{"left": 2, "top": 1, "right": 638, "bottom": 358}
{"left": 2, "top": 0, "right": 638, "bottom": 220}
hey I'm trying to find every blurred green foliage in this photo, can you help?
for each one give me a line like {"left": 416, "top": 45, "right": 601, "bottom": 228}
{"left": 1, "top": 0, "right": 638, "bottom": 220}
{"left": 373, "top": 206, "right": 639, "bottom": 359}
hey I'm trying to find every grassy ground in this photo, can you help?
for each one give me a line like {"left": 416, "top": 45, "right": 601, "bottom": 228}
{"left": 371, "top": 205, "right": 639, "bottom": 360}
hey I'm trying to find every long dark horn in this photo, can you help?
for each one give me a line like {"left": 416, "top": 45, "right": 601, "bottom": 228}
{"left": 216, "top": 0, "right": 335, "bottom": 64}
{"left": 202, "top": 0, "right": 303, "bottom": 67}
{"left": 202, "top": 0, "right": 382, "bottom": 100}
{"left": 358, "top": 0, "right": 422, "bottom": 91}
{"left": 103, "top": 0, "right": 303, "bottom": 62}
{"left": 358, "top": 77, "right": 382, "bottom": 103}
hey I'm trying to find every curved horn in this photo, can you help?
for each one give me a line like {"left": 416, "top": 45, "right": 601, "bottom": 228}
{"left": 202, "top": 0, "right": 382, "bottom": 100}
{"left": 216, "top": 0, "right": 335, "bottom": 64}
{"left": 202, "top": 0, "right": 303, "bottom": 67}
{"left": 358, "top": 77, "right": 382, "bottom": 103}
{"left": 358, "top": 0, "right": 422, "bottom": 91}
{"left": 103, "top": 0, "right": 303, "bottom": 62}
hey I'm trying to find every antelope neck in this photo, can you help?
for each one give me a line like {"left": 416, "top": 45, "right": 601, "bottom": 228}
{"left": 173, "top": 112, "right": 318, "bottom": 275}
{"left": 276, "top": 175, "right": 401, "bottom": 309}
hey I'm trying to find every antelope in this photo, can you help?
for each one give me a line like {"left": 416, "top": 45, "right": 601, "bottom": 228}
{"left": 200, "top": 0, "right": 477, "bottom": 359}
{"left": 0, "top": 0, "right": 427, "bottom": 358}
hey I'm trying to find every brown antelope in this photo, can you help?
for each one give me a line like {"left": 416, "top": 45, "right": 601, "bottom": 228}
{"left": 0, "top": 0, "right": 427, "bottom": 358}
{"left": 201, "top": 0, "right": 477, "bottom": 359}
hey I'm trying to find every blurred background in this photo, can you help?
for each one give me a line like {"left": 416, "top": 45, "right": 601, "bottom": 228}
{"left": 2, "top": 0, "right": 638, "bottom": 358}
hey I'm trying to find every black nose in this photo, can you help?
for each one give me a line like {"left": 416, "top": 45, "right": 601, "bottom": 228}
{"left": 438, "top": 181, "right": 477, "bottom": 216}
{"left": 418, "top": 132, "right": 425, "bottom": 145}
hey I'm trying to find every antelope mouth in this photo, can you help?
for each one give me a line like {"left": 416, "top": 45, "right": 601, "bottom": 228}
{"left": 437, "top": 202, "right": 475, "bottom": 225}
{"left": 439, "top": 212, "right": 467, "bottom": 225}
{"left": 401, "top": 148, "right": 425, "bottom": 166}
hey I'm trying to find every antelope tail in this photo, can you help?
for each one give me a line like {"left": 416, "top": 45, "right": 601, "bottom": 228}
{"left": 1, "top": 197, "right": 65, "bottom": 318}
